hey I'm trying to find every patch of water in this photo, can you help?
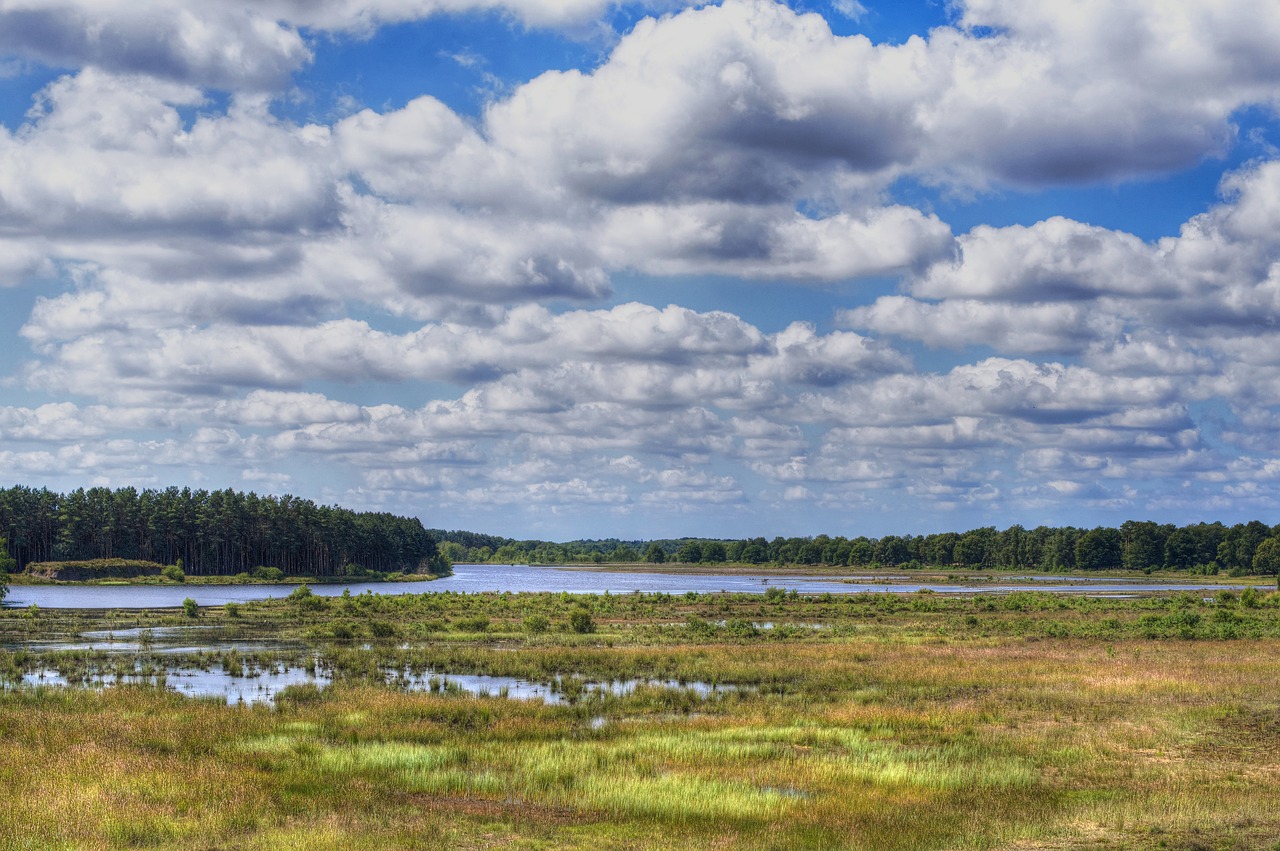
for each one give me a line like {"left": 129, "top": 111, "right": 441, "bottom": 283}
{"left": 388, "top": 669, "right": 563, "bottom": 703}
{"left": 6, "top": 661, "right": 748, "bottom": 707}
{"left": 10, "top": 662, "right": 329, "bottom": 705}
{"left": 577, "top": 678, "right": 746, "bottom": 698}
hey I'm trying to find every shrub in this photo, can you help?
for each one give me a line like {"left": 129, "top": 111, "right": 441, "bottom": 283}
{"left": 568, "top": 609, "right": 596, "bottom": 634}
{"left": 253, "top": 566, "right": 285, "bottom": 581}
{"left": 453, "top": 616, "right": 490, "bottom": 633}
{"left": 182, "top": 597, "right": 199, "bottom": 618}
{"left": 685, "top": 615, "right": 716, "bottom": 638}
{"left": 368, "top": 620, "right": 398, "bottom": 638}
{"left": 288, "top": 584, "right": 327, "bottom": 611}
{"left": 161, "top": 564, "right": 185, "bottom": 582}
{"left": 223, "top": 602, "right": 241, "bottom": 618}
{"left": 523, "top": 614, "right": 550, "bottom": 634}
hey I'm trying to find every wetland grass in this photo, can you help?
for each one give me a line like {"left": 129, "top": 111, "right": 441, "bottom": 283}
{"left": 3, "top": 590, "right": 1280, "bottom": 848}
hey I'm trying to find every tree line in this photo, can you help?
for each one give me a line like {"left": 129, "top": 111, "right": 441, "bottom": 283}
{"left": 433, "top": 520, "right": 1280, "bottom": 575}
{"left": 0, "top": 486, "right": 446, "bottom": 577}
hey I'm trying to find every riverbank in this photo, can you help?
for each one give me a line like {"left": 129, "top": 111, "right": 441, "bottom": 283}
{"left": 550, "top": 560, "right": 1276, "bottom": 585}
{"left": 5, "top": 571, "right": 445, "bottom": 586}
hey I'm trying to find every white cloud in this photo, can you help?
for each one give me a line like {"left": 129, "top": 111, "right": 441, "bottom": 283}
{"left": 0, "top": 2, "right": 310, "bottom": 90}
{"left": 2, "top": 1, "right": 1280, "bottom": 534}
{"left": 0, "top": 0, "right": 696, "bottom": 91}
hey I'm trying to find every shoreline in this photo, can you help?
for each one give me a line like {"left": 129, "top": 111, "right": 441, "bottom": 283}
{"left": 532, "top": 561, "right": 1273, "bottom": 586}
{"left": 5, "top": 573, "right": 445, "bottom": 588}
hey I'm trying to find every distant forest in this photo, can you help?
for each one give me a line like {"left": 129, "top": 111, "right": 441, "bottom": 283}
{"left": 432, "top": 521, "right": 1280, "bottom": 575}
{"left": 0, "top": 486, "right": 445, "bottom": 577}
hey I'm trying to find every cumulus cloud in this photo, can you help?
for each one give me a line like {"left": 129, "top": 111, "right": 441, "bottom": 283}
{"left": 0, "top": 1, "right": 310, "bottom": 90}
{"left": 0, "top": 70, "right": 340, "bottom": 237}
{"left": 3, "top": 0, "right": 1280, "bottom": 531}
{"left": 0, "top": 0, "right": 694, "bottom": 90}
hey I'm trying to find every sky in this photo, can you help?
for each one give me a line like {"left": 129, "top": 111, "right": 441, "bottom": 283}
{"left": 1, "top": 0, "right": 1280, "bottom": 542}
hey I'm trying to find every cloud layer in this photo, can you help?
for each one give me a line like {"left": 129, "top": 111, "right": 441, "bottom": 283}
{"left": 2, "top": 0, "right": 1280, "bottom": 536}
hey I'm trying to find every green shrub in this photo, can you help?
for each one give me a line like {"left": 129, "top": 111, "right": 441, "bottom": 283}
{"left": 523, "top": 614, "right": 550, "bottom": 634}
{"left": 253, "top": 566, "right": 285, "bottom": 581}
{"left": 182, "top": 597, "right": 199, "bottom": 618}
{"left": 368, "top": 620, "right": 398, "bottom": 638}
{"left": 161, "top": 564, "right": 185, "bottom": 582}
{"left": 568, "top": 609, "right": 596, "bottom": 634}
{"left": 223, "top": 602, "right": 241, "bottom": 618}
{"left": 288, "top": 584, "right": 327, "bottom": 611}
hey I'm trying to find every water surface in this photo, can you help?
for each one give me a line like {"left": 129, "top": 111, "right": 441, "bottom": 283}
{"left": 3, "top": 563, "right": 1232, "bottom": 609}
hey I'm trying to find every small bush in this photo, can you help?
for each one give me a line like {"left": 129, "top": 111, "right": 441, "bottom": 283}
{"left": 568, "top": 609, "right": 596, "bottom": 634}
{"left": 253, "top": 566, "right": 285, "bottom": 581}
{"left": 223, "top": 602, "right": 241, "bottom": 618}
{"left": 161, "top": 564, "right": 185, "bottom": 582}
{"left": 288, "top": 584, "right": 327, "bottom": 611}
{"left": 523, "top": 614, "right": 550, "bottom": 634}
{"left": 182, "top": 597, "right": 199, "bottom": 618}
{"left": 368, "top": 619, "right": 398, "bottom": 638}
{"left": 685, "top": 615, "right": 716, "bottom": 638}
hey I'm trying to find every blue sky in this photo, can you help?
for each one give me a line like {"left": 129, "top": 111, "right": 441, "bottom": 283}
{"left": 1, "top": 0, "right": 1280, "bottom": 541}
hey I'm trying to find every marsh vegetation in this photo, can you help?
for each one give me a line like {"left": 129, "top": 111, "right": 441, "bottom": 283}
{"left": 3, "top": 586, "right": 1280, "bottom": 848}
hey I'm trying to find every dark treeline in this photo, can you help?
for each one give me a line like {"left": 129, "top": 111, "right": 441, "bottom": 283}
{"left": 434, "top": 521, "right": 1280, "bottom": 575}
{"left": 0, "top": 485, "right": 445, "bottom": 577}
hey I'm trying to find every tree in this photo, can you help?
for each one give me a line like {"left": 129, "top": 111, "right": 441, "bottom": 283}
{"left": 644, "top": 543, "right": 666, "bottom": 564}
{"left": 1252, "top": 537, "right": 1280, "bottom": 575}
{"left": 1121, "top": 521, "right": 1167, "bottom": 572}
{"left": 874, "top": 535, "right": 910, "bottom": 566}
{"left": 609, "top": 544, "right": 640, "bottom": 563}
{"left": 701, "top": 541, "right": 727, "bottom": 563}
{"left": 0, "top": 534, "right": 13, "bottom": 603}
{"left": 676, "top": 540, "right": 703, "bottom": 563}
{"left": 845, "top": 538, "right": 872, "bottom": 565}
{"left": 438, "top": 541, "right": 468, "bottom": 564}
{"left": 1075, "top": 527, "right": 1123, "bottom": 571}
{"left": 954, "top": 528, "right": 994, "bottom": 567}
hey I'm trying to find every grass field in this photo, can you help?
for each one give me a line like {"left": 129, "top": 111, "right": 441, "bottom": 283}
{"left": 2, "top": 587, "right": 1279, "bottom": 849}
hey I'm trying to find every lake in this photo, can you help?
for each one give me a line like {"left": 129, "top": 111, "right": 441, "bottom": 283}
{"left": 1, "top": 562, "right": 1234, "bottom": 609}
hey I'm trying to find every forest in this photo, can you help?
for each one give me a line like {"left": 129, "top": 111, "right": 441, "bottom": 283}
{"left": 0, "top": 486, "right": 446, "bottom": 577}
{"left": 433, "top": 520, "right": 1280, "bottom": 575}
{"left": 4, "top": 481, "right": 1278, "bottom": 581}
